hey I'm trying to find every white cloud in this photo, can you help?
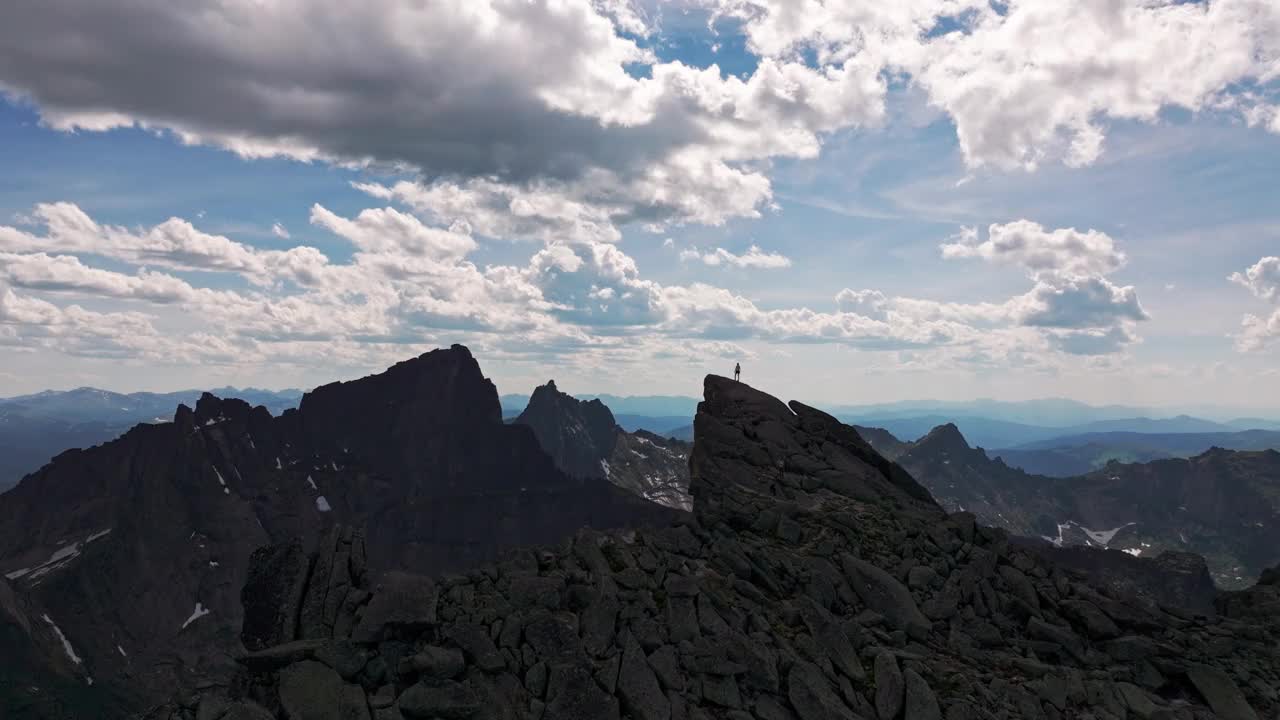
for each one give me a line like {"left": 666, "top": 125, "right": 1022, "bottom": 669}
{"left": 310, "top": 205, "right": 476, "bottom": 261}
{"left": 1231, "top": 256, "right": 1280, "bottom": 351}
{"left": 0, "top": 252, "right": 196, "bottom": 303}
{"left": 1230, "top": 256, "right": 1280, "bottom": 302}
{"left": 717, "top": 0, "right": 1280, "bottom": 170}
{"left": 940, "top": 221, "right": 1126, "bottom": 280}
{"left": 1237, "top": 310, "right": 1280, "bottom": 352}
{"left": 271, "top": 222, "right": 291, "bottom": 240}
{"left": 681, "top": 244, "right": 792, "bottom": 269}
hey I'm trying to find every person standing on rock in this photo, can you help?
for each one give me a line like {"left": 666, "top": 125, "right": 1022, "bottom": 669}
{"left": 734, "top": 362, "right": 741, "bottom": 382}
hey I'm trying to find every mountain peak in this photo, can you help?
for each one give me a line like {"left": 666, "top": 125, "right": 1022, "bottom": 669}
{"left": 515, "top": 379, "right": 618, "bottom": 479}
{"left": 691, "top": 375, "right": 940, "bottom": 529}
{"left": 916, "top": 422, "right": 972, "bottom": 453}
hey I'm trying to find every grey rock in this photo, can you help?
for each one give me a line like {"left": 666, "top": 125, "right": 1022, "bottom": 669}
{"left": 277, "top": 660, "right": 367, "bottom": 720}
{"left": 445, "top": 622, "right": 505, "bottom": 672}
{"left": 398, "top": 680, "right": 480, "bottom": 719}
{"left": 787, "top": 661, "right": 858, "bottom": 720}
{"left": 351, "top": 572, "right": 438, "bottom": 643}
{"left": 1185, "top": 663, "right": 1259, "bottom": 720}
{"left": 874, "top": 651, "right": 905, "bottom": 720}
{"left": 842, "top": 556, "right": 930, "bottom": 638}
{"left": 411, "top": 645, "right": 466, "bottom": 680}
{"left": 545, "top": 663, "right": 620, "bottom": 720}
{"left": 618, "top": 631, "right": 670, "bottom": 720}
{"left": 903, "top": 669, "right": 941, "bottom": 720}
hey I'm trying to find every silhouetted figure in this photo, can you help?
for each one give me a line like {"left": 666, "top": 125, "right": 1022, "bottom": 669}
{"left": 734, "top": 362, "right": 741, "bottom": 382}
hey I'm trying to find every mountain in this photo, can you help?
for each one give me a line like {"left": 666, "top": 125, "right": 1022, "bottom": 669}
{"left": 0, "top": 386, "right": 303, "bottom": 491}
{"left": 157, "top": 376, "right": 1280, "bottom": 720}
{"left": 0, "top": 346, "right": 676, "bottom": 716}
{"left": 514, "top": 380, "right": 691, "bottom": 510}
{"left": 893, "top": 423, "right": 1280, "bottom": 589}
{"left": 844, "top": 413, "right": 1247, "bottom": 450}
{"left": 501, "top": 392, "right": 699, "bottom": 419}
{"left": 993, "top": 429, "right": 1280, "bottom": 476}
{"left": 612, "top": 414, "right": 691, "bottom": 435}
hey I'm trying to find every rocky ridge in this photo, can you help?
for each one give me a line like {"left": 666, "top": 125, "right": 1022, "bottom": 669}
{"left": 0, "top": 346, "right": 675, "bottom": 716}
{"left": 516, "top": 380, "right": 692, "bottom": 511}
{"left": 165, "top": 376, "right": 1280, "bottom": 720}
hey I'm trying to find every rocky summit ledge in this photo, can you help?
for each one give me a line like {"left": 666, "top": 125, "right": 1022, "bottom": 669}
{"left": 152, "top": 377, "right": 1280, "bottom": 720}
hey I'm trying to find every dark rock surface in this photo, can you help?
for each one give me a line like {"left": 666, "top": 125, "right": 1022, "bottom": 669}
{"left": 157, "top": 376, "right": 1280, "bottom": 720}
{"left": 0, "top": 346, "right": 676, "bottom": 716}
{"left": 515, "top": 380, "right": 692, "bottom": 510}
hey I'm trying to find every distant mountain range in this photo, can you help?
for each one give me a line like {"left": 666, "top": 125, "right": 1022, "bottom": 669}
{"left": 500, "top": 391, "right": 698, "bottom": 418}
{"left": 992, "top": 429, "right": 1280, "bottom": 476}
{"left": 0, "top": 387, "right": 303, "bottom": 491}
{"left": 867, "top": 422, "right": 1280, "bottom": 589}
{"left": 840, "top": 413, "right": 1279, "bottom": 450}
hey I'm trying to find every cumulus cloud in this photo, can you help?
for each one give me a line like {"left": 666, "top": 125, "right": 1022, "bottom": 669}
{"left": 0, "top": 252, "right": 196, "bottom": 303}
{"left": 0, "top": 0, "right": 888, "bottom": 245}
{"left": 941, "top": 221, "right": 1126, "bottom": 280}
{"left": 0, "top": 201, "right": 1150, "bottom": 372}
{"left": 271, "top": 222, "right": 291, "bottom": 240}
{"left": 1231, "top": 256, "right": 1280, "bottom": 351}
{"left": 1230, "top": 256, "right": 1280, "bottom": 302}
{"left": 680, "top": 244, "right": 792, "bottom": 269}
{"left": 717, "top": 0, "right": 1280, "bottom": 170}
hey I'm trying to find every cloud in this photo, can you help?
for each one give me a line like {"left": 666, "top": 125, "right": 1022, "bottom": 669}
{"left": 0, "top": 202, "right": 1148, "bottom": 373}
{"left": 0, "top": 252, "right": 196, "bottom": 303}
{"left": 680, "top": 244, "right": 792, "bottom": 269}
{"left": 1230, "top": 256, "right": 1280, "bottom": 302}
{"left": 940, "top": 221, "right": 1126, "bottom": 280}
{"left": 271, "top": 222, "right": 291, "bottom": 240}
{"left": 717, "top": 0, "right": 1280, "bottom": 170}
{"left": 1231, "top": 256, "right": 1280, "bottom": 351}
{"left": 0, "top": 0, "right": 887, "bottom": 245}
{"left": 1237, "top": 310, "right": 1280, "bottom": 352}
{"left": 310, "top": 204, "right": 476, "bottom": 261}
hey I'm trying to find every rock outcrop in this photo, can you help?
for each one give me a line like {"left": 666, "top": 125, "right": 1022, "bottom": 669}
{"left": 516, "top": 380, "right": 692, "bottom": 511}
{"left": 0, "top": 346, "right": 676, "bottom": 716}
{"left": 161, "top": 376, "right": 1280, "bottom": 720}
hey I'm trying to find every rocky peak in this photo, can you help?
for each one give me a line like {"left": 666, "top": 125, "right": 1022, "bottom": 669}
{"left": 690, "top": 375, "right": 940, "bottom": 530}
{"left": 913, "top": 422, "right": 973, "bottom": 455}
{"left": 514, "top": 379, "right": 619, "bottom": 480}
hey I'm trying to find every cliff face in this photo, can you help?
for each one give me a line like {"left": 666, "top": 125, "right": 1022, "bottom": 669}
{"left": 0, "top": 346, "right": 675, "bottom": 716}
{"left": 161, "top": 376, "right": 1280, "bottom": 720}
{"left": 516, "top": 380, "right": 693, "bottom": 511}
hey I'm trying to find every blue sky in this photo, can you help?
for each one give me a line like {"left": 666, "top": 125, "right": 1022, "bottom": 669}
{"left": 0, "top": 0, "right": 1278, "bottom": 411}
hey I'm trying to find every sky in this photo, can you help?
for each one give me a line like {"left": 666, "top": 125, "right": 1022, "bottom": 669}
{"left": 0, "top": 0, "right": 1278, "bottom": 411}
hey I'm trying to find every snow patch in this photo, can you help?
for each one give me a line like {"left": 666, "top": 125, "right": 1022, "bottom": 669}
{"left": 41, "top": 615, "right": 82, "bottom": 664}
{"left": 331, "top": 460, "right": 339, "bottom": 472}
{"left": 8, "top": 529, "right": 112, "bottom": 581}
{"left": 209, "top": 561, "right": 219, "bottom": 568}
{"left": 275, "top": 457, "right": 283, "bottom": 470}
{"left": 117, "top": 644, "right": 127, "bottom": 658}
{"left": 599, "top": 459, "right": 611, "bottom": 478}
{"left": 212, "top": 466, "right": 229, "bottom": 495}
{"left": 1121, "top": 548, "right": 1143, "bottom": 557}
{"left": 316, "top": 496, "right": 331, "bottom": 512}
{"left": 181, "top": 603, "right": 211, "bottom": 630}
{"left": 1081, "top": 523, "right": 1135, "bottom": 546}
{"left": 306, "top": 475, "right": 317, "bottom": 491}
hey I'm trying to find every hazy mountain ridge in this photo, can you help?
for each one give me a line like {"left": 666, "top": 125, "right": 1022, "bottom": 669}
{"left": 993, "top": 429, "right": 1280, "bottom": 476}
{"left": 0, "top": 386, "right": 304, "bottom": 492}
{"left": 886, "top": 423, "right": 1280, "bottom": 589}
